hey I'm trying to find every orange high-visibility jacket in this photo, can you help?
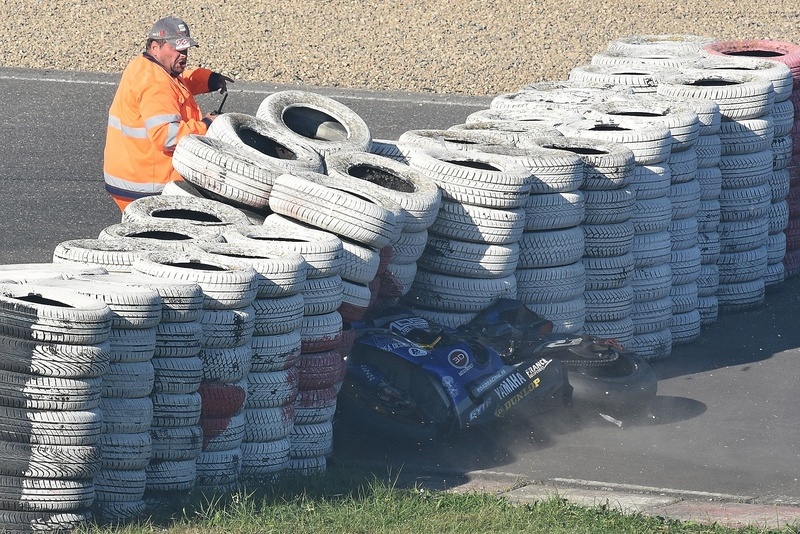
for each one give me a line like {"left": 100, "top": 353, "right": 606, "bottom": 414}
{"left": 104, "top": 54, "right": 212, "bottom": 209}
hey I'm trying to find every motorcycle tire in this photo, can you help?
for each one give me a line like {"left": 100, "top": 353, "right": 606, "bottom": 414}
{"left": 566, "top": 351, "right": 657, "bottom": 415}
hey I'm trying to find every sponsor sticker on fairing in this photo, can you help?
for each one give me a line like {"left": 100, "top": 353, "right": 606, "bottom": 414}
{"left": 447, "top": 349, "right": 473, "bottom": 375}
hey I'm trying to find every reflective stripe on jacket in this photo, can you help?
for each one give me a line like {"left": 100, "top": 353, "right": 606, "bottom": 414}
{"left": 104, "top": 54, "right": 212, "bottom": 204}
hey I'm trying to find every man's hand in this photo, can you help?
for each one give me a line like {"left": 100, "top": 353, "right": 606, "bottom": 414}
{"left": 209, "top": 72, "right": 235, "bottom": 94}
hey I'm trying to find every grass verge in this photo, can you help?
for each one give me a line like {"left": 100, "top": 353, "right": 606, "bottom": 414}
{"left": 79, "top": 464, "right": 797, "bottom": 534}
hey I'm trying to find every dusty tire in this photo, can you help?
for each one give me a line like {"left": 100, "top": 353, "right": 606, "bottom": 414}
{"left": 323, "top": 150, "right": 442, "bottom": 232}
{"left": 205, "top": 112, "right": 325, "bottom": 172}
{"left": 268, "top": 172, "right": 401, "bottom": 249}
{"left": 0, "top": 284, "right": 112, "bottom": 346}
{"left": 173, "top": 134, "right": 278, "bottom": 210}
{"left": 407, "top": 148, "right": 532, "bottom": 209}
{"left": 131, "top": 250, "right": 258, "bottom": 310}
{"left": 256, "top": 90, "right": 371, "bottom": 155}
{"left": 226, "top": 215, "right": 344, "bottom": 279}
{"left": 123, "top": 195, "right": 252, "bottom": 230}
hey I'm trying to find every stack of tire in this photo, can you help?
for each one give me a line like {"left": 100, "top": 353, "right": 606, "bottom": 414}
{"left": 73, "top": 272, "right": 206, "bottom": 508}
{"left": 130, "top": 252, "right": 258, "bottom": 492}
{"left": 657, "top": 68, "right": 777, "bottom": 312}
{"left": 0, "top": 282, "right": 112, "bottom": 532}
{"left": 526, "top": 135, "right": 637, "bottom": 344}
{"left": 586, "top": 39, "right": 723, "bottom": 328}
{"left": 597, "top": 98, "right": 703, "bottom": 346}
{"left": 557, "top": 110, "right": 675, "bottom": 360}
{"left": 449, "top": 110, "right": 597, "bottom": 336}
{"left": 703, "top": 40, "right": 800, "bottom": 279}
{"left": 399, "top": 139, "right": 529, "bottom": 327}
{"left": 118, "top": 197, "right": 259, "bottom": 493}
{"left": 324, "top": 150, "right": 442, "bottom": 313}
{"left": 265, "top": 166, "right": 405, "bottom": 472}
{"left": 53, "top": 221, "right": 211, "bottom": 506}
{"left": 686, "top": 56, "right": 794, "bottom": 292}
{"left": 492, "top": 139, "right": 587, "bottom": 335}
{"left": 33, "top": 277, "right": 162, "bottom": 523}
{"left": 197, "top": 239, "right": 307, "bottom": 483}
{"left": 486, "top": 82, "right": 645, "bottom": 338}
{"left": 224, "top": 217, "right": 344, "bottom": 478}
{"left": 459, "top": 110, "right": 593, "bottom": 330}
{"left": 60, "top": 225, "right": 210, "bottom": 503}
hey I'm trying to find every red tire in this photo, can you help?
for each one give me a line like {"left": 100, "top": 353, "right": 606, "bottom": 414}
{"left": 704, "top": 40, "right": 800, "bottom": 82}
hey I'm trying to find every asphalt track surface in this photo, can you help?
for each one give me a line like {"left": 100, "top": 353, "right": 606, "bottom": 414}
{"left": 2, "top": 67, "right": 799, "bottom": 528}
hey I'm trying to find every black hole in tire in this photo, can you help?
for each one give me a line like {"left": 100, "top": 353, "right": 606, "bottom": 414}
{"left": 166, "top": 262, "right": 227, "bottom": 271}
{"left": 443, "top": 160, "right": 501, "bottom": 171}
{"left": 151, "top": 209, "right": 223, "bottom": 223}
{"left": 585, "top": 125, "right": 634, "bottom": 132}
{"left": 685, "top": 79, "right": 740, "bottom": 87}
{"left": 544, "top": 145, "right": 610, "bottom": 156}
{"left": 720, "top": 50, "right": 784, "bottom": 58}
{"left": 127, "top": 231, "right": 194, "bottom": 240}
{"left": 16, "top": 295, "right": 73, "bottom": 307}
{"left": 348, "top": 165, "right": 415, "bottom": 192}
{"left": 240, "top": 128, "right": 298, "bottom": 160}
{"left": 608, "top": 111, "right": 665, "bottom": 118}
{"left": 283, "top": 107, "right": 348, "bottom": 141}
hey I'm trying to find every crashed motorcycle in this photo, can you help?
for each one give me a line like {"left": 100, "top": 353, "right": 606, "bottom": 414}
{"left": 337, "top": 298, "right": 657, "bottom": 440}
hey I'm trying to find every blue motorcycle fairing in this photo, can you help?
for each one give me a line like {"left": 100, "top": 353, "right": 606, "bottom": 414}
{"left": 353, "top": 325, "right": 569, "bottom": 429}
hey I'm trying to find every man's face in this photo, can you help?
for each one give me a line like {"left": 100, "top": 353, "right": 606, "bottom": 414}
{"left": 150, "top": 41, "right": 189, "bottom": 76}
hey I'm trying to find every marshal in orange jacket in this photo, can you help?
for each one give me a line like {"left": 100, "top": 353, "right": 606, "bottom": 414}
{"left": 103, "top": 54, "right": 212, "bottom": 211}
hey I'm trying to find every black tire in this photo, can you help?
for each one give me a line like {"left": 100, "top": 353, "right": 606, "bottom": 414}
{"left": 566, "top": 351, "right": 657, "bottom": 415}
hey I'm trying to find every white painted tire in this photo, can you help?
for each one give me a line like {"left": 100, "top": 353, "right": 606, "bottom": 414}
{"left": 517, "top": 227, "right": 585, "bottom": 268}
{"left": 205, "top": 112, "right": 325, "bottom": 173}
{"left": 417, "top": 236, "right": 520, "bottom": 279}
{"left": 250, "top": 330, "right": 302, "bottom": 373}
{"left": 256, "top": 90, "right": 372, "bottom": 155}
{"left": 172, "top": 134, "right": 277, "bottom": 210}
{"left": 407, "top": 148, "right": 532, "bottom": 208}
{"left": 123, "top": 195, "right": 252, "bottom": 228}
{"left": 195, "top": 240, "right": 307, "bottom": 298}
{"left": 428, "top": 201, "right": 525, "bottom": 245}
{"left": 228, "top": 215, "right": 344, "bottom": 279}
{"left": 324, "top": 150, "right": 442, "bottom": 233}
{"left": 524, "top": 191, "right": 585, "bottom": 231}
{"left": 252, "top": 293, "right": 305, "bottom": 336}
{"left": 656, "top": 69, "right": 774, "bottom": 121}
{"left": 131, "top": 251, "right": 258, "bottom": 310}
{"left": 269, "top": 172, "right": 401, "bottom": 249}
{"left": 404, "top": 270, "right": 517, "bottom": 312}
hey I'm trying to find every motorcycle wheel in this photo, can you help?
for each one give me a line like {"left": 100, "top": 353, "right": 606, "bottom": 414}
{"left": 566, "top": 351, "right": 657, "bottom": 415}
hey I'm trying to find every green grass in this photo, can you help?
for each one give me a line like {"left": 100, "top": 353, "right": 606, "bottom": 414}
{"left": 81, "top": 466, "right": 798, "bottom": 534}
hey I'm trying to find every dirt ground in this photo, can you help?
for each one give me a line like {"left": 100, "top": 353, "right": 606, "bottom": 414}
{"left": 4, "top": 1, "right": 800, "bottom": 96}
